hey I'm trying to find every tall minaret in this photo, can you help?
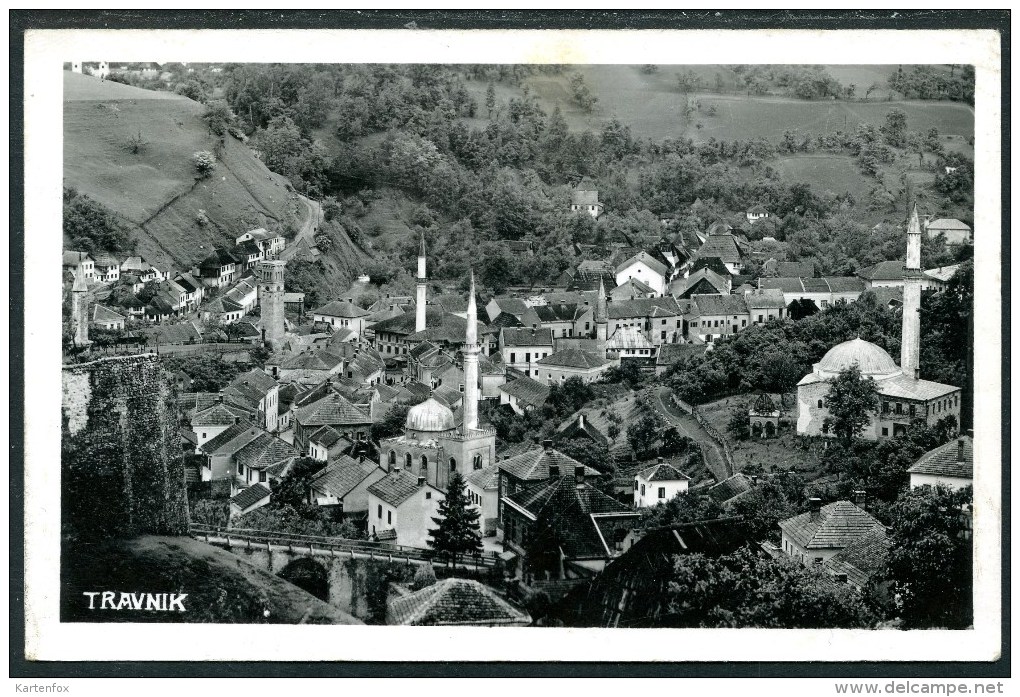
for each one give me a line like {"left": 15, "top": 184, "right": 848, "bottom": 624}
{"left": 462, "top": 270, "right": 480, "bottom": 432}
{"left": 71, "top": 263, "right": 90, "bottom": 346}
{"left": 416, "top": 234, "right": 427, "bottom": 334}
{"left": 595, "top": 275, "right": 608, "bottom": 353}
{"left": 901, "top": 205, "right": 923, "bottom": 379}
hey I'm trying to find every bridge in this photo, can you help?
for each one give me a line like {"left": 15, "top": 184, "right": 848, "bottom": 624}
{"left": 190, "top": 523, "right": 500, "bottom": 571}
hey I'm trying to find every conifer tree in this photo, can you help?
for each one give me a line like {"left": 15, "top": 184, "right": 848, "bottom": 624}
{"left": 426, "top": 470, "right": 482, "bottom": 568}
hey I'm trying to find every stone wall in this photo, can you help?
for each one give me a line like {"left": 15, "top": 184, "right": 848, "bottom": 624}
{"left": 62, "top": 354, "right": 190, "bottom": 538}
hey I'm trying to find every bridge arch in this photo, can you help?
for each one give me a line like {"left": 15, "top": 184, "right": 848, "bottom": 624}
{"left": 278, "top": 557, "right": 329, "bottom": 601}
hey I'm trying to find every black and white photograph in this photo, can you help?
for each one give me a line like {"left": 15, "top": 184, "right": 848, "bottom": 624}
{"left": 18, "top": 18, "right": 1005, "bottom": 673}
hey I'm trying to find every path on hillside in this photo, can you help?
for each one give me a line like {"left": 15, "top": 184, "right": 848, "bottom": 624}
{"left": 281, "top": 195, "right": 322, "bottom": 261}
{"left": 653, "top": 386, "right": 731, "bottom": 482}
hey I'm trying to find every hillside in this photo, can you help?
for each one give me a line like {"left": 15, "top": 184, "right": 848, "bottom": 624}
{"left": 61, "top": 535, "right": 362, "bottom": 624}
{"left": 64, "top": 72, "right": 307, "bottom": 273}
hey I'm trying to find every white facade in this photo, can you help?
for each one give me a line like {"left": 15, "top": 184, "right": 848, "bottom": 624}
{"left": 615, "top": 259, "right": 667, "bottom": 297}
{"left": 366, "top": 483, "right": 444, "bottom": 548}
{"left": 633, "top": 475, "right": 689, "bottom": 508}
{"left": 909, "top": 472, "right": 972, "bottom": 492}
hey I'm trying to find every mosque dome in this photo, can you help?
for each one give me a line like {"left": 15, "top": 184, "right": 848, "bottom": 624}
{"left": 816, "top": 338, "right": 900, "bottom": 378}
{"left": 406, "top": 397, "right": 456, "bottom": 433}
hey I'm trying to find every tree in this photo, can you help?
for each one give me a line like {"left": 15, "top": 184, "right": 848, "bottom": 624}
{"left": 824, "top": 365, "right": 879, "bottom": 443}
{"left": 193, "top": 150, "right": 217, "bottom": 178}
{"left": 884, "top": 485, "right": 973, "bottom": 628}
{"left": 272, "top": 457, "right": 323, "bottom": 509}
{"left": 881, "top": 108, "right": 908, "bottom": 147}
{"left": 627, "top": 412, "right": 661, "bottom": 458}
{"left": 371, "top": 404, "right": 410, "bottom": 441}
{"left": 426, "top": 470, "right": 482, "bottom": 568}
{"left": 485, "top": 82, "right": 496, "bottom": 119}
{"left": 126, "top": 129, "right": 148, "bottom": 154}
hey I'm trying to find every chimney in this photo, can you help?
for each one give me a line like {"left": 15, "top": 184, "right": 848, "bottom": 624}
{"left": 542, "top": 439, "right": 553, "bottom": 450}
{"left": 417, "top": 476, "right": 426, "bottom": 487}
{"left": 809, "top": 497, "right": 822, "bottom": 521}
{"left": 958, "top": 438, "right": 966, "bottom": 462}
{"left": 833, "top": 572, "right": 848, "bottom": 584}
{"left": 359, "top": 455, "right": 365, "bottom": 464}
{"left": 575, "top": 465, "right": 585, "bottom": 486}
{"left": 549, "top": 464, "right": 560, "bottom": 478}
{"left": 853, "top": 490, "right": 866, "bottom": 509}
{"left": 657, "top": 456, "right": 664, "bottom": 465}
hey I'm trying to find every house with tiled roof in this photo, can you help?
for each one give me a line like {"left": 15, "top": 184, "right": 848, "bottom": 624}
{"left": 857, "top": 260, "right": 907, "bottom": 289}
{"left": 294, "top": 391, "right": 372, "bottom": 455}
{"left": 135, "top": 321, "right": 202, "bottom": 346}
{"left": 405, "top": 313, "right": 496, "bottom": 356}
{"left": 922, "top": 263, "right": 962, "bottom": 291}
{"left": 312, "top": 300, "right": 371, "bottom": 338}
{"left": 236, "top": 227, "right": 286, "bottom": 257}
{"left": 387, "top": 578, "right": 531, "bottom": 626}
{"left": 570, "top": 179, "right": 604, "bottom": 218}
{"left": 89, "top": 304, "right": 126, "bottom": 330}
{"left": 366, "top": 468, "right": 444, "bottom": 547}
{"left": 746, "top": 203, "right": 770, "bottom": 224}
{"left": 693, "top": 231, "right": 745, "bottom": 274}
{"left": 606, "top": 296, "right": 683, "bottom": 347}
{"left": 63, "top": 251, "right": 95, "bottom": 281}
{"left": 307, "top": 454, "right": 387, "bottom": 513}
{"left": 553, "top": 412, "right": 610, "bottom": 450}
{"left": 757, "top": 276, "right": 864, "bottom": 308}
{"left": 484, "top": 296, "right": 542, "bottom": 328}
{"left": 687, "top": 293, "right": 751, "bottom": 343}
{"left": 533, "top": 302, "right": 593, "bottom": 340}
{"left": 501, "top": 471, "right": 641, "bottom": 577}
{"left": 606, "top": 325, "right": 657, "bottom": 364}
{"left": 743, "top": 288, "right": 787, "bottom": 326}
{"left": 197, "top": 247, "right": 239, "bottom": 288}
{"left": 222, "top": 367, "right": 279, "bottom": 433}
{"left": 371, "top": 305, "right": 447, "bottom": 358}
{"left": 907, "top": 435, "right": 973, "bottom": 491}
{"left": 230, "top": 482, "right": 272, "bottom": 518}
{"left": 279, "top": 347, "right": 346, "bottom": 385}
{"left": 670, "top": 266, "right": 731, "bottom": 299}
{"left": 654, "top": 340, "right": 707, "bottom": 376}
{"left": 234, "top": 239, "right": 265, "bottom": 270}
{"left": 499, "top": 327, "right": 554, "bottom": 374}
{"left": 91, "top": 251, "right": 121, "bottom": 283}
{"left": 614, "top": 251, "right": 670, "bottom": 297}
{"left": 707, "top": 472, "right": 755, "bottom": 508}
{"left": 465, "top": 462, "right": 501, "bottom": 535}
{"left": 306, "top": 425, "right": 353, "bottom": 463}
{"left": 190, "top": 401, "right": 251, "bottom": 447}
{"left": 822, "top": 526, "right": 892, "bottom": 593}
{"left": 199, "top": 423, "right": 265, "bottom": 496}
{"left": 496, "top": 441, "right": 603, "bottom": 540}
{"left": 779, "top": 498, "right": 885, "bottom": 567}
{"left": 610, "top": 277, "right": 657, "bottom": 301}
{"left": 233, "top": 433, "right": 299, "bottom": 493}
{"left": 634, "top": 457, "right": 691, "bottom": 508}
{"left": 567, "top": 259, "right": 617, "bottom": 293}
{"left": 498, "top": 376, "right": 551, "bottom": 415}
{"left": 924, "top": 217, "right": 972, "bottom": 246}
{"left": 533, "top": 348, "right": 611, "bottom": 384}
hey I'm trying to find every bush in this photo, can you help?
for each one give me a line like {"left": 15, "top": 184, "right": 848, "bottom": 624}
{"left": 412, "top": 563, "right": 437, "bottom": 591}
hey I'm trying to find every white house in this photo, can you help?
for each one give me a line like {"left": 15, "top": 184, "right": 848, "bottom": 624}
{"left": 778, "top": 498, "right": 884, "bottom": 567}
{"left": 499, "top": 327, "right": 554, "bottom": 373}
{"left": 366, "top": 469, "right": 444, "bottom": 547}
{"left": 465, "top": 463, "right": 500, "bottom": 536}
{"left": 307, "top": 456, "right": 387, "bottom": 514}
{"left": 312, "top": 300, "right": 371, "bottom": 338}
{"left": 746, "top": 204, "right": 770, "bottom": 224}
{"left": 633, "top": 459, "right": 690, "bottom": 508}
{"left": 615, "top": 251, "right": 669, "bottom": 297}
{"left": 532, "top": 349, "right": 611, "bottom": 384}
{"left": 907, "top": 436, "right": 973, "bottom": 491}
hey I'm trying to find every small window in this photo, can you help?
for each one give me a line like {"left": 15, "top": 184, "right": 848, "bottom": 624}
{"left": 658, "top": 487, "right": 666, "bottom": 499}
{"left": 237, "top": 464, "right": 244, "bottom": 475}
{"left": 633, "top": 481, "right": 639, "bottom": 491}
{"left": 817, "top": 399, "right": 824, "bottom": 408}
{"left": 259, "top": 471, "right": 267, "bottom": 483}
{"left": 881, "top": 427, "right": 889, "bottom": 436}
{"left": 426, "top": 491, "right": 431, "bottom": 499}
{"left": 640, "top": 484, "right": 646, "bottom": 496}
{"left": 377, "top": 505, "right": 382, "bottom": 519}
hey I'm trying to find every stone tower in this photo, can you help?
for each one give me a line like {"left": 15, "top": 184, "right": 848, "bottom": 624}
{"left": 901, "top": 205, "right": 923, "bottom": 379}
{"left": 416, "top": 233, "right": 427, "bottom": 334}
{"left": 71, "top": 263, "right": 90, "bottom": 346}
{"left": 595, "top": 275, "right": 608, "bottom": 350}
{"left": 462, "top": 270, "right": 480, "bottom": 432}
{"left": 258, "top": 260, "right": 286, "bottom": 350}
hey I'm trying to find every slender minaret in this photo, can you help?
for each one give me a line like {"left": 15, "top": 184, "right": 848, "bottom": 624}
{"left": 71, "top": 263, "right": 90, "bottom": 346}
{"left": 415, "top": 234, "right": 427, "bottom": 333}
{"left": 595, "top": 275, "right": 608, "bottom": 353}
{"left": 901, "top": 205, "right": 923, "bottom": 379}
{"left": 462, "top": 270, "right": 480, "bottom": 432}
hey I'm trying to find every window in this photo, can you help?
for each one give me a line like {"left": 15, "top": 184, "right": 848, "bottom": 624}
{"left": 817, "top": 399, "right": 824, "bottom": 408}
{"left": 633, "top": 481, "right": 638, "bottom": 491}
{"left": 405, "top": 453, "right": 412, "bottom": 470}
{"left": 658, "top": 487, "right": 666, "bottom": 499}
{"left": 389, "top": 451, "right": 396, "bottom": 466}
{"left": 895, "top": 403, "right": 903, "bottom": 415}
{"left": 425, "top": 492, "right": 431, "bottom": 499}
{"left": 259, "top": 471, "right": 267, "bottom": 483}
{"left": 741, "top": 320, "right": 747, "bottom": 327}
{"left": 525, "top": 352, "right": 531, "bottom": 363}
{"left": 201, "top": 433, "right": 206, "bottom": 439}
{"left": 881, "top": 427, "right": 889, "bottom": 436}
{"left": 237, "top": 464, "right": 244, "bottom": 475}
{"left": 387, "top": 511, "right": 392, "bottom": 524}
{"left": 814, "top": 557, "right": 823, "bottom": 565}
{"left": 420, "top": 455, "right": 428, "bottom": 473}
{"left": 757, "top": 314, "right": 763, "bottom": 323}
{"left": 473, "top": 454, "right": 483, "bottom": 470}
{"left": 661, "top": 319, "right": 667, "bottom": 325}
{"left": 909, "top": 404, "right": 916, "bottom": 417}
{"left": 510, "top": 352, "right": 516, "bottom": 363}
{"left": 882, "top": 401, "right": 890, "bottom": 414}
{"left": 640, "top": 484, "right": 646, "bottom": 496}
{"left": 378, "top": 505, "right": 382, "bottom": 519}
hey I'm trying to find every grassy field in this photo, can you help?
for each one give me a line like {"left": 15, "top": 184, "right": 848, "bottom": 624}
{"left": 775, "top": 154, "right": 877, "bottom": 200}
{"left": 63, "top": 71, "right": 303, "bottom": 273}
{"left": 698, "top": 395, "right": 824, "bottom": 477}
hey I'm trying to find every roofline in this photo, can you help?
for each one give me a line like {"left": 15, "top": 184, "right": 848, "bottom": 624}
{"left": 500, "top": 496, "right": 538, "bottom": 521}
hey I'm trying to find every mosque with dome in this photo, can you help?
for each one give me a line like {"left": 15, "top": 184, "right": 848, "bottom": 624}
{"left": 796, "top": 207, "right": 962, "bottom": 440}
{"left": 377, "top": 271, "right": 497, "bottom": 492}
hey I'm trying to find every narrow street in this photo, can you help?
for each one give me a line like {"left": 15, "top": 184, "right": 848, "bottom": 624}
{"left": 653, "top": 386, "right": 731, "bottom": 482}
{"left": 280, "top": 195, "right": 322, "bottom": 261}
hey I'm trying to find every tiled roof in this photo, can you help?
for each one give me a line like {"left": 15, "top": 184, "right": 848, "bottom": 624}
{"left": 759, "top": 277, "right": 806, "bottom": 294}
{"left": 743, "top": 288, "right": 786, "bottom": 309}
{"left": 707, "top": 473, "right": 754, "bottom": 505}
{"left": 498, "top": 447, "right": 600, "bottom": 482}
{"left": 367, "top": 469, "right": 428, "bottom": 508}
{"left": 611, "top": 278, "right": 656, "bottom": 296}
{"left": 858, "top": 260, "right": 905, "bottom": 281}
{"left": 296, "top": 392, "right": 372, "bottom": 427}
{"left": 388, "top": 578, "right": 531, "bottom": 626}
{"left": 571, "top": 189, "right": 599, "bottom": 206}
{"left": 823, "top": 527, "right": 891, "bottom": 588}
{"left": 91, "top": 304, "right": 125, "bottom": 322}
{"left": 926, "top": 218, "right": 971, "bottom": 231}
{"left": 866, "top": 286, "right": 904, "bottom": 307}
{"left": 489, "top": 312, "right": 525, "bottom": 330}
{"left": 235, "top": 433, "right": 298, "bottom": 471}
{"left": 235, "top": 240, "right": 263, "bottom": 257}
{"left": 776, "top": 261, "right": 815, "bottom": 277}
{"left": 779, "top": 501, "right": 884, "bottom": 550}
{"left": 137, "top": 321, "right": 200, "bottom": 347}
{"left": 202, "top": 424, "right": 264, "bottom": 455}
{"left": 694, "top": 233, "right": 743, "bottom": 264}
{"left": 191, "top": 403, "right": 248, "bottom": 427}
{"left": 231, "top": 483, "right": 271, "bottom": 510}
{"left": 691, "top": 294, "right": 749, "bottom": 317}
{"left": 505, "top": 476, "right": 637, "bottom": 559}
{"left": 228, "top": 367, "right": 277, "bottom": 395}
{"left": 877, "top": 374, "right": 960, "bottom": 401}
{"left": 501, "top": 327, "right": 553, "bottom": 347}
{"left": 63, "top": 250, "right": 93, "bottom": 266}
{"left": 907, "top": 436, "right": 973, "bottom": 479}
{"left": 924, "top": 264, "right": 961, "bottom": 283}
{"left": 616, "top": 251, "right": 669, "bottom": 278}
{"left": 466, "top": 463, "right": 500, "bottom": 490}
{"left": 371, "top": 305, "right": 446, "bottom": 336}
{"left": 406, "top": 314, "right": 488, "bottom": 344}
{"left": 689, "top": 256, "right": 733, "bottom": 278}
{"left": 499, "top": 376, "right": 551, "bottom": 407}
{"left": 314, "top": 300, "right": 371, "bottom": 318}
{"left": 671, "top": 268, "right": 729, "bottom": 298}
{"left": 606, "top": 325, "right": 654, "bottom": 350}
{"left": 534, "top": 303, "right": 585, "bottom": 323}
{"left": 310, "top": 455, "right": 379, "bottom": 499}
{"left": 823, "top": 277, "right": 866, "bottom": 293}
{"left": 554, "top": 414, "right": 610, "bottom": 447}
{"left": 536, "top": 349, "right": 607, "bottom": 370}
{"left": 281, "top": 348, "right": 344, "bottom": 371}
{"left": 638, "top": 462, "right": 690, "bottom": 482}
{"left": 309, "top": 425, "right": 349, "bottom": 449}
{"left": 802, "top": 276, "right": 831, "bottom": 293}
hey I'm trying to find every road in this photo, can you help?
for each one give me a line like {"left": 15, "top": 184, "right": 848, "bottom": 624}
{"left": 652, "top": 386, "right": 731, "bottom": 482}
{"left": 280, "top": 194, "right": 322, "bottom": 261}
